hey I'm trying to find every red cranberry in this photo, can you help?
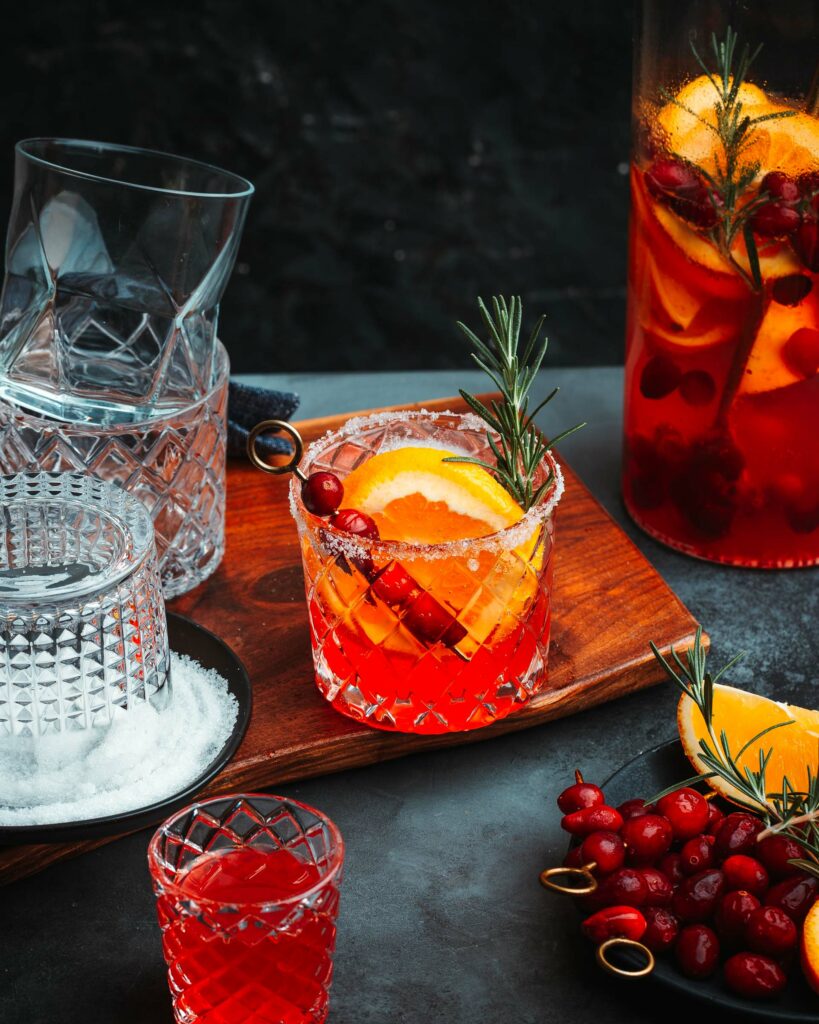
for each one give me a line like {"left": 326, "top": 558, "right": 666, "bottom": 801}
{"left": 301, "top": 471, "right": 344, "bottom": 516}
{"left": 641, "top": 868, "right": 673, "bottom": 907}
{"left": 764, "top": 872, "right": 819, "bottom": 923}
{"left": 597, "top": 867, "right": 649, "bottom": 908}
{"left": 713, "top": 813, "right": 765, "bottom": 859}
{"left": 761, "top": 171, "right": 801, "bottom": 204}
{"left": 670, "top": 189, "right": 723, "bottom": 229}
{"left": 782, "top": 326, "right": 819, "bottom": 379}
{"left": 622, "top": 814, "right": 673, "bottom": 865}
{"left": 581, "top": 905, "right": 647, "bottom": 944}
{"left": 642, "top": 907, "right": 679, "bottom": 953}
{"left": 657, "top": 788, "right": 710, "bottom": 842}
{"left": 745, "top": 905, "right": 798, "bottom": 956}
{"left": 617, "top": 798, "right": 654, "bottom": 821}
{"left": 689, "top": 434, "right": 744, "bottom": 483}
{"left": 722, "top": 855, "right": 769, "bottom": 897}
{"left": 561, "top": 805, "right": 624, "bottom": 837}
{"left": 706, "top": 802, "right": 725, "bottom": 833}
{"left": 402, "top": 591, "right": 467, "bottom": 646}
{"left": 772, "top": 273, "right": 813, "bottom": 307}
{"left": 370, "top": 561, "right": 417, "bottom": 604}
{"left": 756, "top": 834, "right": 805, "bottom": 880}
{"left": 580, "top": 831, "right": 626, "bottom": 875}
{"left": 331, "top": 508, "right": 380, "bottom": 539}
{"left": 715, "top": 890, "right": 761, "bottom": 945}
{"left": 680, "top": 835, "right": 716, "bottom": 875}
{"left": 645, "top": 158, "right": 703, "bottom": 199}
{"left": 658, "top": 852, "right": 685, "bottom": 886}
{"left": 563, "top": 846, "right": 585, "bottom": 868}
{"left": 673, "top": 868, "right": 726, "bottom": 922}
{"left": 675, "top": 924, "right": 720, "bottom": 979}
{"left": 640, "top": 354, "right": 682, "bottom": 400}
{"left": 679, "top": 370, "right": 716, "bottom": 407}
{"left": 794, "top": 217, "right": 819, "bottom": 272}
{"left": 557, "top": 779, "right": 605, "bottom": 814}
{"left": 723, "top": 952, "right": 787, "bottom": 999}
{"left": 750, "top": 201, "right": 801, "bottom": 238}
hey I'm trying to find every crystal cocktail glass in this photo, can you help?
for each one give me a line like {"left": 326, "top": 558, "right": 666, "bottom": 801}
{"left": 624, "top": 2, "right": 819, "bottom": 566}
{"left": 289, "top": 410, "right": 561, "bottom": 735}
{"left": 148, "top": 793, "right": 344, "bottom": 1024}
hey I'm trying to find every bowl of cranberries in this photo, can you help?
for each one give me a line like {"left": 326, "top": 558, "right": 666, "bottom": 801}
{"left": 542, "top": 741, "right": 819, "bottom": 1020}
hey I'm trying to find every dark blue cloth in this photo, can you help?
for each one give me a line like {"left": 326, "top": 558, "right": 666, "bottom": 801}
{"left": 227, "top": 381, "right": 300, "bottom": 458}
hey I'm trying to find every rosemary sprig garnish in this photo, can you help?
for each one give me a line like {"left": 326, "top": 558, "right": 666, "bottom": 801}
{"left": 662, "top": 27, "right": 796, "bottom": 290}
{"left": 445, "top": 296, "right": 585, "bottom": 511}
{"left": 650, "top": 628, "right": 819, "bottom": 878}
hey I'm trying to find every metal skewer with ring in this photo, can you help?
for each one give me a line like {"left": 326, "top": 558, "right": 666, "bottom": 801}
{"left": 247, "top": 419, "right": 307, "bottom": 481}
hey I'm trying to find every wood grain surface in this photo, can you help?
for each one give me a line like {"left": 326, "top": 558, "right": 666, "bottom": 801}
{"left": 0, "top": 394, "right": 704, "bottom": 883}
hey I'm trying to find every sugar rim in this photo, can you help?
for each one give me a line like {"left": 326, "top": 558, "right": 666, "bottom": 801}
{"left": 147, "top": 792, "right": 345, "bottom": 910}
{"left": 288, "top": 409, "right": 563, "bottom": 561}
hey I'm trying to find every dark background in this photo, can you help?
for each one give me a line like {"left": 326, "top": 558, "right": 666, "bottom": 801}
{"left": 2, "top": 1, "right": 634, "bottom": 372}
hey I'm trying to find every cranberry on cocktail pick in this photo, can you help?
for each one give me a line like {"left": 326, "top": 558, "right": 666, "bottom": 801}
{"left": 301, "top": 471, "right": 344, "bottom": 516}
{"left": 331, "top": 508, "right": 380, "bottom": 539}
{"left": 557, "top": 773, "right": 606, "bottom": 814}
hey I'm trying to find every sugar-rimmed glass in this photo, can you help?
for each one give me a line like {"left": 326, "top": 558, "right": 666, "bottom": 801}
{"left": 289, "top": 410, "right": 562, "bottom": 735}
{"left": 0, "top": 471, "right": 170, "bottom": 738}
{"left": 148, "top": 793, "right": 344, "bottom": 1024}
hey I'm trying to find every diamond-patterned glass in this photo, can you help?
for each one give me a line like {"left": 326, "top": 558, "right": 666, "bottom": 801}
{"left": 148, "top": 794, "right": 344, "bottom": 1024}
{"left": 0, "top": 471, "right": 170, "bottom": 738}
{"left": 289, "top": 411, "right": 561, "bottom": 735}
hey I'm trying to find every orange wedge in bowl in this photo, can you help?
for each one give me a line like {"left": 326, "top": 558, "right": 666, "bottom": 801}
{"left": 801, "top": 899, "right": 819, "bottom": 994}
{"left": 678, "top": 683, "right": 819, "bottom": 805}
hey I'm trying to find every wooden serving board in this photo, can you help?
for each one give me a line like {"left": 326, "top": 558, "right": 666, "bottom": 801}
{"left": 0, "top": 394, "right": 704, "bottom": 883}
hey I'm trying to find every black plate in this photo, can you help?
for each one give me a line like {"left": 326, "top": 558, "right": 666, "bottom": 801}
{"left": 0, "top": 612, "right": 252, "bottom": 845}
{"left": 592, "top": 740, "right": 819, "bottom": 1022}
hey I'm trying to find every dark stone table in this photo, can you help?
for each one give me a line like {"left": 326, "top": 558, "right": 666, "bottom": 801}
{"left": 4, "top": 368, "right": 816, "bottom": 1024}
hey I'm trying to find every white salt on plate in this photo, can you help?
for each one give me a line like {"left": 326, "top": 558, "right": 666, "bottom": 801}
{"left": 0, "top": 652, "right": 239, "bottom": 827}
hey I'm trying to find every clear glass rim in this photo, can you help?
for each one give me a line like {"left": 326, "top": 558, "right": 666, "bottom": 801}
{"left": 16, "top": 138, "right": 255, "bottom": 200}
{"left": 289, "top": 409, "right": 563, "bottom": 561}
{"left": 147, "top": 792, "right": 345, "bottom": 910}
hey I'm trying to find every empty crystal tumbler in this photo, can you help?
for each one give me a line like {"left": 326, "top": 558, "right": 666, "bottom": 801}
{"left": 0, "top": 471, "right": 170, "bottom": 738}
{"left": 0, "top": 138, "right": 252, "bottom": 425}
{"left": 148, "top": 793, "right": 344, "bottom": 1024}
{"left": 0, "top": 342, "right": 228, "bottom": 598}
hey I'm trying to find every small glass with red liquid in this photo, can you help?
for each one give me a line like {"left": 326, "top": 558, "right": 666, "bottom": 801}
{"left": 148, "top": 793, "right": 344, "bottom": 1024}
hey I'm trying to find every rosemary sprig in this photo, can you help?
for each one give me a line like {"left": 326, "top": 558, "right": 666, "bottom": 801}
{"left": 445, "top": 296, "right": 585, "bottom": 510}
{"left": 662, "top": 27, "right": 796, "bottom": 291}
{"left": 651, "top": 629, "right": 819, "bottom": 878}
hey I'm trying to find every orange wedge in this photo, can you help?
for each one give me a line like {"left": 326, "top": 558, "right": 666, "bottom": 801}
{"left": 801, "top": 899, "right": 819, "bottom": 994}
{"left": 739, "top": 288, "right": 819, "bottom": 395}
{"left": 678, "top": 683, "right": 819, "bottom": 806}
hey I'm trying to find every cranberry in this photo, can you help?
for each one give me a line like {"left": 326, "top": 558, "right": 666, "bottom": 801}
{"left": 646, "top": 158, "right": 703, "bottom": 199}
{"left": 679, "top": 370, "right": 716, "bottom": 407}
{"left": 561, "top": 805, "right": 624, "bottom": 837}
{"left": 673, "top": 868, "right": 726, "bottom": 922}
{"left": 756, "top": 834, "right": 805, "bottom": 880}
{"left": 798, "top": 169, "right": 819, "bottom": 197}
{"left": 745, "top": 905, "right": 798, "bottom": 956}
{"left": 675, "top": 924, "right": 720, "bottom": 979}
{"left": 670, "top": 189, "right": 722, "bottom": 229}
{"left": 597, "top": 867, "right": 649, "bottom": 908}
{"left": 722, "top": 855, "right": 769, "bottom": 897}
{"left": 640, "top": 354, "right": 682, "bottom": 400}
{"left": 764, "top": 872, "right": 819, "bottom": 923}
{"left": 689, "top": 434, "right": 744, "bottom": 483}
{"left": 581, "top": 905, "right": 647, "bottom": 944}
{"left": 617, "top": 798, "right": 654, "bottom": 821}
{"left": 331, "top": 508, "right": 380, "bottom": 539}
{"left": 642, "top": 907, "right": 679, "bottom": 952}
{"left": 715, "top": 890, "right": 761, "bottom": 945}
{"left": 402, "top": 591, "right": 467, "bottom": 646}
{"left": 750, "top": 201, "right": 801, "bottom": 238}
{"left": 772, "top": 273, "right": 813, "bottom": 306}
{"left": 782, "top": 326, "right": 819, "bottom": 378}
{"left": 706, "top": 802, "right": 725, "bottom": 832}
{"left": 301, "top": 471, "right": 344, "bottom": 516}
{"left": 580, "top": 831, "right": 625, "bottom": 875}
{"left": 658, "top": 852, "right": 685, "bottom": 886}
{"left": 794, "top": 217, "right": 819, "bottom": 272}
{"left": 657, "top": 788, "right": 710, "bottom": 842}
{"left": 563, "top": 846, "right": 585, "bottom": 868}
{"left": 761, "top": 171, "right": 801, "bottom": 204}
{"left": 680, "top": 835, "right": 716, "bottom": 875}
{"left": 641, "top": 867, "right": 673, "bottom": 907}
{"left": 713, "top": 813, "right": 765, "bottom": 859}
{"left": 371, "top": 561, "right": 416, "bottom": 604}
{"left": 786, "top": 493, "right": 819, "bottom": 534}
{"left": 723, "top": 952, "right": 787, "bottom": 1000}
{"left": 557, "top": 777, "right": 605, "bottom": 814}
{"left": 621, "top": 814, "right": 673, "bottom": 865}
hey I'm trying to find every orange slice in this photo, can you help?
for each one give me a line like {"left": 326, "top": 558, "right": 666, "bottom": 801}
{"left": 801, "top": 899, "right": 819, "bottom": 994}
{"left": 678, "top": 683, "right": 819, "bottom": 806}
{"left": 739, "top": 289, "right": 819, "bottom": 395}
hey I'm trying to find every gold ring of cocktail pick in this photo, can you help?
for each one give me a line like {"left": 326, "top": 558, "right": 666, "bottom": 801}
{"left": 539, "top": 770, "right": 658, "bottom": 980}
{"left": 247, "top": 420, "right": 308, "bottom": 482}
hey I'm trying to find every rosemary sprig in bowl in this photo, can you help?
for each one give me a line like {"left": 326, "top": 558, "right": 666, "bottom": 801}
{"left": 445, "top": 295, "right": 585, "bottom": 511}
